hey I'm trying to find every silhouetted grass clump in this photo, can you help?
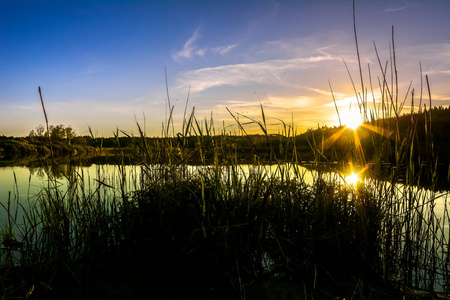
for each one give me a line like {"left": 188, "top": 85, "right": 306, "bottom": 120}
{"left": 1, "top": 97, "right": 448, "bottom": 298}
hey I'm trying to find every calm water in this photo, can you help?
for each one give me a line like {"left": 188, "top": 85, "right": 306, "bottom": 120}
{"left": 0, "top": 163, "right": 308, "bottom": 196}
{"left": 1, "top": 163, "right": 448, "bottom": 232}
{"left": 0, "top": 162, "right": 449, "bottom": 290}
{"left": 0, "top": 163, "right": 326, "bottom": 224}
{"left": 0, "top": 164, "right": 143, "bottom": 224}
{"left": 1, "top": 162, "right": 447, "bottom": 217}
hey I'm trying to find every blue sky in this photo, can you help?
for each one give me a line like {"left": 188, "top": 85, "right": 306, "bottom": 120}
{"left": 1, "top": 0, "right": 449, "bottom": 137}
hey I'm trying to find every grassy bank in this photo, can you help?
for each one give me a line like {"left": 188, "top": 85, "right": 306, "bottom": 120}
{"left": 3, "top": 105, "right": 450, "bottom": 166}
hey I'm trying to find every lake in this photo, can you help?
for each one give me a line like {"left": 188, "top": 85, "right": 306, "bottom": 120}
{"left": 0, "top": 161, "right": 449, "bottom": 291}
{"left": 1, "top": 162, "right": 448, "bottom": 222}
{"left": 0, "top": 162, "right": 351, "bottom": 227}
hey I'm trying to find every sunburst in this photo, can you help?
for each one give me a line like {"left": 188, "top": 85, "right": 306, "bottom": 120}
{"left": 340, "top": 108, "right": 363, "bottom": 130}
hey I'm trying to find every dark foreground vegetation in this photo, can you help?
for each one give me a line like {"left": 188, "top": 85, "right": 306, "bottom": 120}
{"left": 1, "top": 97, "right": 450, "bottom": 299}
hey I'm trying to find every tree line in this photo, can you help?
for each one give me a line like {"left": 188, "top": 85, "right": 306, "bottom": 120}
{"left": 28, "top": 124, "right": 76, "bottom": 143}
{"left": 1, "top": 106, "right": 449, "bottom": 165}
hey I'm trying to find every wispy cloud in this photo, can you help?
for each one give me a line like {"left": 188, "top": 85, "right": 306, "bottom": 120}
{"left": 173, "top": 27, "right": 206, "bottom": 61}
{"left": 398, "top": 43, "right": 450, "bottom": 83}
{"left": 177, "top": 54, "right": 340, "bottom": 93}
{"left": 254, "top": 32, "right": 351, "bottom": 59}
{"left": 304, "top": 87, "right": 341, "bottom": 97}
{"left": 173, "top": 27, "right": 238, "bottom": 60}
{"left": 384, "top": 0, "right": 417, "bottom": 12}
{"left": 212, "top": 44, "right": 238, "bottom": 55}
{"left": 216, "top": 95, "right": 313, "bottom": 111}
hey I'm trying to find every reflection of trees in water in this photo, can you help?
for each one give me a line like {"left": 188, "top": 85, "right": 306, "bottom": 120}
{"left": 28, "top": 166, "right": 46, "bottom": 179}
{"left": 28, "top": 164, "right": 71, "bottom": 179}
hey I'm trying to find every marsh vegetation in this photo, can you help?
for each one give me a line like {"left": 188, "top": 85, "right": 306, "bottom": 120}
{"left": 1, "top": 99, "right": 449, "bottom": 299}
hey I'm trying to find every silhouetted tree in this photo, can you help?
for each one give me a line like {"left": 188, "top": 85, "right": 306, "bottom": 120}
{"left": 65, "top": 126, "right": 76, "bottom": 144}
{"left": 36, "top": 124, "right": 45, "bottom": 137}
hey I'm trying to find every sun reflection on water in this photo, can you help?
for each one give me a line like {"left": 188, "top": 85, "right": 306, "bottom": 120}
{"left": 346, "top": 172, "right": 360, "bottom": 186}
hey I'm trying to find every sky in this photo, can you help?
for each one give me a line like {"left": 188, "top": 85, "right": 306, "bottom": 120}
{"left": 1, "top": 0, "right": 449, "bottom": 137}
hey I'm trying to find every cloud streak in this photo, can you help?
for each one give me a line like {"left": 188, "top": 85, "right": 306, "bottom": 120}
{"left": 383, "top": 0, "right": 417, "bottom": 12}
{"left": 177, "top": 54, "right": 340, "bottom": 93}
{"left": 212, "top": 44, "right": 238, "bottom": 55}
{"left": 173, "top": 27, "right": 205, "bottom": 61}
{"left": 173, "top": 27, "right": 238, "bottom": 61}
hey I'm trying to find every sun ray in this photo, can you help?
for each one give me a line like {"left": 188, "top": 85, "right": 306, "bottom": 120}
{"left": 359, "top": 123, "right": 395, "bottom": 140}
{"left": 322, "top": 126, "right": 347, "bottom": 149}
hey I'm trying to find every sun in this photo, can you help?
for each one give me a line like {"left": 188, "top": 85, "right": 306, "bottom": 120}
{"left": 340, "top": 108, "right": 363, "bottom": 130}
